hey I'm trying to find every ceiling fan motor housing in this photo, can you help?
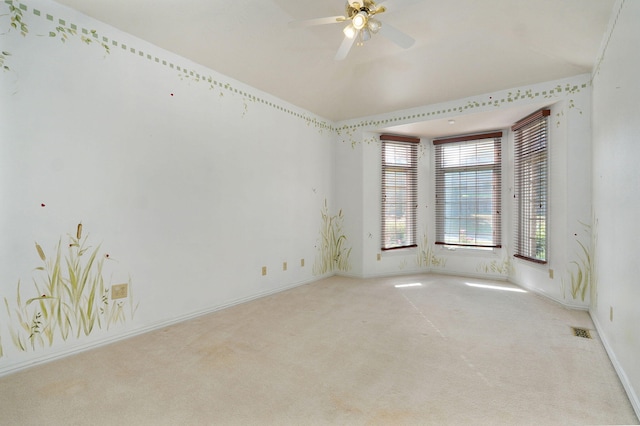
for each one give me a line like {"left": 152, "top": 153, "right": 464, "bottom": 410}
{"left": 345, "top": 0, "right": 383, "bottom": 19}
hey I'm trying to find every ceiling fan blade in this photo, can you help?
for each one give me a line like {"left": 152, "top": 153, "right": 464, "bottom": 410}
{"left": 369, "top": 5, "right": 387, "bottom": 15}
{"left": 335, "top": 31, "right": 359, "bottom": 61}
{"left": 375, "top": 0, "right": 422, "bottom": 9}
{"left": 378, "top": 22, "right": 415, "bottom": 49}
{"left": 289, "top": 15, "right": 346, "bottom": 28}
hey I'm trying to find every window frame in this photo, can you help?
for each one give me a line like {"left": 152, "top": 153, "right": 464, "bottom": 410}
{"left": 380, "top": 134, "right": 420, "bottom": 251}
{"left": 433, "top": 132, "right": 503, "bottom": 249}
{"left": 513, "top": 109, "right": 550, "bottom": 264}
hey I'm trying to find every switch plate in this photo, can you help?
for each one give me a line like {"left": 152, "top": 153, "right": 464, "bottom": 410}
{"left": 262, "top": 266, "right": 267, "bottom": 276}
{"left": 283, "top": 262, "right": 287, "bottom": 271}
{"left": 300, "top": 258, "right": 305, "bottom": 267}
{"left": 111, "top": 283, "right": 128, "bottom": 299}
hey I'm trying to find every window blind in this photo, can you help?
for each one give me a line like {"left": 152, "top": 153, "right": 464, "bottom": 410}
{"left": 433, "top": 132, "right": 502, "bottom": 248}
{"left": 381, "top": 134, "right": 419, "bottom": 251}
{"left": 513, "top": 109, "right": 550, "bottom": 263}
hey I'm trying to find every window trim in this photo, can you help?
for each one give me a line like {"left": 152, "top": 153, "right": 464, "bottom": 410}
{"left": 380, "top": 134, "right": 420, "bottom": 251}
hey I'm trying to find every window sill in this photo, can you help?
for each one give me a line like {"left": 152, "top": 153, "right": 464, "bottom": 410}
{"left": 381, "top": 247, "right": 417, "bottom": 257}
{"left": 437, "top": 245, "right": 499, "bottom": 256}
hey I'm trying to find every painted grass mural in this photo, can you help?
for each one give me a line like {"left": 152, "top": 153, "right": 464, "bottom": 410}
{"left": 417, "top": 232, "right": 446, "bottom": 268}
{"left": 563, "top": 221, "right": 595, "bottom": 303}
{"left": 313, "top": 199, "right": 352, "bottom": 275}
{"left": 4, "top": 224, "right": 137, "bottom": 351}
{"left": 477, "top": 249, "right": 513, "bottom": 276}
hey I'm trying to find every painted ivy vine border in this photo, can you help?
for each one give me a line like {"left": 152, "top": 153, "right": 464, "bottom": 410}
{"left": 1, "top": 0, "right": 27, "bottom": 71}
{"left": 3, "top": 1, "right": 591, "bottom": 146}
{"left": 338, "top": 82, "right": 588, "bottom": 148}
{"left": 0, "top": 0, "right": 333, "bottom": 132}
{"left": 1, "top": 0, "right": 111, "bottom": 73}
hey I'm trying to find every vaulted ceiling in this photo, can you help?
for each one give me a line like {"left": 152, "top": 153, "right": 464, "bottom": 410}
{"left": 54, "top": 0, "right": 615, "bottom": 136}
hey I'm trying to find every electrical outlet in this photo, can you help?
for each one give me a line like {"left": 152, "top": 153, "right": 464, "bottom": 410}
{"left": 549, "top": 269, "right": 554, "bottom": 279}
{"left": 262, "top": 266, "right": 267, "bottom": 276}
{"left": 300, "top": 258, "right": 305, "bottom": 267}
{"left": 377, "top": 253, "right": 381, "bottom": 261}
{"left": 283, "top": 262, "right": 287, "bottom": 271}
{"left": 111, "top": 283, "right": 128, "bottom": 300}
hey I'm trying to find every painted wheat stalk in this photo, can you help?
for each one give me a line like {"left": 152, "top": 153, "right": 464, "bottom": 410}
{"left": 569, "top": 240, "right": 592, "bottom": 301}
{"left": 313, "top": 200, "right": 352, "bottom": 275}
{"left": 4, "top": 224, "right": 137, "bottom": 351}
{"left": 564, "top": 221, "right": 594, "bottom": 302}
{"left": 417, "top": 232, "right": 446, "bottom": 268}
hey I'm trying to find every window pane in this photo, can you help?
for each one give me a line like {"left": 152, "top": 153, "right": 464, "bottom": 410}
{"left": 514, "top": 110, "right": 549, "bottom": 263}
{"left": 385, "top": 144, "right": 412, "bottom": 165}
{"left": 434, "top": 135, "right": 501, "bottom": 248}
{"left": 442, "top": 142, "right": 496, "bottom": 167}
{"left": 382, "top": 139, "right": 418, "bottom": 250}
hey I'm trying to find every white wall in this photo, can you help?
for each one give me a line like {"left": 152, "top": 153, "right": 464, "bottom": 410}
{"left": 510, "top": 88, "right": 593, "bottom": 308}
{"left": 335, "top": 75, "right": 593, "bottom": 308}
{"left": 591, "top": 0, "right": 640, "bottom": 414}
{"left": 0, "top": 0, "right": 334, "bottom": 373}
{"left": 332, "top": 128, "right": 364, "bottom": 276}
{"left": 3, "top": 5, "right": 637, "bottom": 415}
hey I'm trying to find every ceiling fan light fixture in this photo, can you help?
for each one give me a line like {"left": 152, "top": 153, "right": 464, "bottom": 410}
{"left": 290, "top": 0, "right": 415, "bottom": 60}
{"left": 343, "top": 23, "right": 357, "bottom": 39}
{"left": 361, "top": 27, "right": 371, "bottom": 41}
{"left": 368, "top": 18, "right": 381, "bottom": 33}
{"left": 352, "top": 11, "right": 368, "bottom": 30}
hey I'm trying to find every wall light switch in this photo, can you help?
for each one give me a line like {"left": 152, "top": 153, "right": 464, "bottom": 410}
{"left": 262, "top": 266, "right": 267, "bottom": 276}
{"left": 377, "top": 253, "right": 381, "bottom": 261}
{"left": 549, "top": 269, "right": 554, "bottom": 279}
{"left": 300, "top": 258, "right": 305, "bottom": 267}
{"left": 283, "top": 262, "right": 287, "bottom": 271}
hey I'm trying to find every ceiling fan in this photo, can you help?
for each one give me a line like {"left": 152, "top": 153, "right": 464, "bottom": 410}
{"left": 289, "top": 0, "right": 415, "bottom": 60}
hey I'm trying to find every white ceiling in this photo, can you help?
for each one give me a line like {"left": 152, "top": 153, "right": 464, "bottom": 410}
{"left": 53, "top": 0, "right": 614, "bottom": 137}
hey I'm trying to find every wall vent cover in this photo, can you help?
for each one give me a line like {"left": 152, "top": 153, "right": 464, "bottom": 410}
{"left": 572, "top": 327, "right": 592, "bottom": 339}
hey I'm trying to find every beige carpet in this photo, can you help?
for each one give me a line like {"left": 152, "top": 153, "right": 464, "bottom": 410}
{"left": 0, "top": 274, "right": 637, "bottom": 425}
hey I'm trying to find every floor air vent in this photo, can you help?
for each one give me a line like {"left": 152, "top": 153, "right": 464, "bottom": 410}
{"left": 572, "top": 327, "right": 592, "bottom": 339}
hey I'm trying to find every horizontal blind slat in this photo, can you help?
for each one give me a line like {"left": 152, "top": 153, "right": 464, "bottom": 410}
{"left": 381, "top": 138, "right": 418, "bottom": 250}
{"left": 513, "top": 110, "right": 549, "bottom": 263}
{"left": 435, "top": 134, "right": 501, "bottom": 248}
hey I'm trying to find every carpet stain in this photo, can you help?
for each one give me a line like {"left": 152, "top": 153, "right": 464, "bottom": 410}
{"left": 195, "top": 340, "right": 258, "bottom": 367}
{"left": 197, "top": 344, "right": 237, "bottom": 367}
{"left": 368, "top": 408, "right": 413, "bottom": 424}
{"left": 330, "top": 393, "right": 363, "bottom": 415}
{"left": 37, "top": 379, "right": 87, "bottom": 396}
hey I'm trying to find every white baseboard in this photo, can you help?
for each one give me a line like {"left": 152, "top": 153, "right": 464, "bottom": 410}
{"left": 590, "top": 313, "right": 640, "bottom": 420}
{"left": 427, "top": 268, "right": 510, "bottom": 282}
{"left": 0, "top": 276, "right": 319, "bottom": 378}
{"left": 4, "top": 267, "right": 634, "bottom": 426}
{"left": 516, "top": 283, "right": 590, "bottom": 311}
